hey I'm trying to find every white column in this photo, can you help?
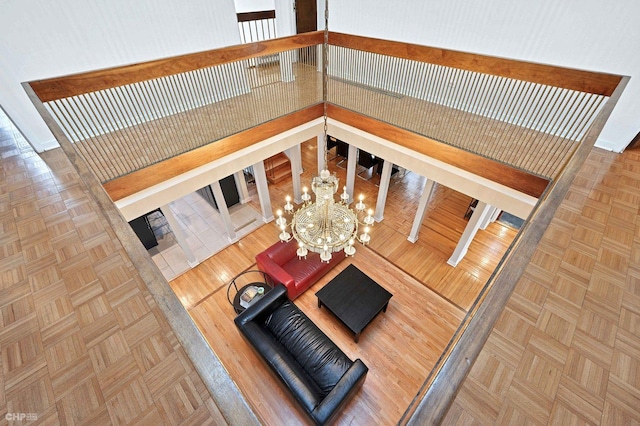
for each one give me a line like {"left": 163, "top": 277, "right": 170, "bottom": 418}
{"left": 279, "top": 52, "right": 295, "bottom": 82}
{"left": 234, "top": 171, "right": 250, "bottom": 204}
{"left": 345, "top": 144, "right": 358, "bottom": 202}
{"left": 160, "top": 204, "right": 199, "bottom": 268}
{"left": 407, "top": 178, "right": 436, "bottom": 243}
{"left": 374, "top": 160, "right": 393, "bottom": 223}
{"left": 479, "top": 205, "right": 497, "bottom": 230}
{"left": 447, "top": 200, "right": 491, "bottom": 267}
{"left": 287, "top": 145, "right": 302, "bottom": 203}
{"left": 491, "top": 208, "right": 502, "bottom": 223}
{"left": 252, "top": 160, "right": 274, "bottom": 223}
{"left": 211, "top": 181, "right": 238, "bottom": 244}
{"left": 317, "top": 133, "right": 324, "bottom": 174}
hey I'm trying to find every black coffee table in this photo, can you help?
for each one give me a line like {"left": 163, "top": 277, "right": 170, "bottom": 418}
{"left": 316, "top": 264, "right": 392, "bottom": 343}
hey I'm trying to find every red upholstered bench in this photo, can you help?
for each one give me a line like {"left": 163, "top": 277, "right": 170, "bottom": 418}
{"left": 255, "top": 239, "right": 345, "bottom": 300}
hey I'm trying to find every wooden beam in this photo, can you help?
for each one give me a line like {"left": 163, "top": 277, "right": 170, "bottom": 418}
{"left": 103, "top": 103, "right": 324, "bottom": 201}
{"left": 327, "top": 104, "right": 550, "bottom": 198}
{"left": 237, "top": 10, "right": 276, "bottom": 22}
{"left": 29, "top": 31, "right": 323, "bottom": 102}
{"left": 328, "top": 32, "right": 622, "bottom": 96}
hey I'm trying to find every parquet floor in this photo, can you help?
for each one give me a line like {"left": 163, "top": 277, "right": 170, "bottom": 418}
{"left": 443, "top": 146, "right": 640, "bottom": 424}
{"left": 0, "top": 115, "right": 225, "bottom": 423}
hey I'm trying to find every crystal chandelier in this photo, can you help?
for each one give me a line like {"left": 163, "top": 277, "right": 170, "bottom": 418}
{"left": 273, "top": 0, "right": 372, "bottom": 262}
{"left": 276, "top": 170, "right": 374, "bottom": 262}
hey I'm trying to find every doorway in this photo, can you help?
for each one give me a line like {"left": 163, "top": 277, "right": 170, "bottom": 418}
{"left": 295, "top": 0, "right": 318, "bottom": 65}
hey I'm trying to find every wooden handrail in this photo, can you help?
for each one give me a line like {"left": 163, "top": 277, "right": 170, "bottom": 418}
{"left": 237, "top": 10, "right": 276, "bottom": 22}
{"left": 327, "top": 104, "right": 550, "bottom": 198}
{"left": 29, "top": 31, "right": 323, "bottom": 102}
{"left": 328, "top": 32, "right": 622, "bottom": 96}
{"left": 103, "top": 104, "right": 324, "bottom": 201}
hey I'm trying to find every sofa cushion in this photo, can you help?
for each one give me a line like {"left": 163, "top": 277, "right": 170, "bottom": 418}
{"left": 266, "top": 240, "right": 297, "bottom": 265}
{"left": 265, "top": 300, "right": 352, "bottom": 397}
{"left": 283, "top": 254, "right": 325, "bottom": 286}
{"left": 240, "top": 321, "right": 323, "bottom": 413}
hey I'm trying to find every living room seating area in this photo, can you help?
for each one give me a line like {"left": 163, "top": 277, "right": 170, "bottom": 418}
{"left": 234, "top": 284, "right": 368, "bottom": 425}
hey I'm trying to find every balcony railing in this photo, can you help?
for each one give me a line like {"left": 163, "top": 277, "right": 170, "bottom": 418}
{"left": 28, "top": 31, "right": 323, "bottom": 183}
{"left": 23, "top": 29, "right": 627, "bottom": 426}
{"left": 327, "top": 33, "right": 618, "bottom": 180}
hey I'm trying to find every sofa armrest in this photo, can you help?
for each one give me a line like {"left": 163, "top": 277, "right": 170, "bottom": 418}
{"left": 256, "top": 253, "right": 295, "bottom": 289}
{"left": 311, "top": 359, "right": 368, "bottom": 425}
{"left": 234, "top": 284, "right": 288, "bottom": 326}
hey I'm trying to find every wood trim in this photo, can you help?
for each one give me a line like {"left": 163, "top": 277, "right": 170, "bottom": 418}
{"left": 237, "top": 10, "right": 276, "bottom": 22}
{"left": 327, "top": 104, "right": 549, "bottom": 198}
{"left": 29, "top": 31, "right": 323, "bottom": 102}
{"left": 103, "top": 104, "right": 324, "bottom": 201}
{"left": 328, "top": 32, "right": 622, "bottom": 96}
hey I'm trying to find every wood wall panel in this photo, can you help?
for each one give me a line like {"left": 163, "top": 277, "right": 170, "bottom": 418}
{"left": 328, "top": 32, "right": 622, "bottom": 96}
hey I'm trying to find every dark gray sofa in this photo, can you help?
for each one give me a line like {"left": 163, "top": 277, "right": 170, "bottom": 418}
{"left": 234, "top": 284, "right": 368, "bottom": 425}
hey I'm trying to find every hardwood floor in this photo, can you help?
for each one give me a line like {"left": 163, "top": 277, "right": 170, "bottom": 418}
{"left": 170, "top": 138, "right": 518, "bottom": 423}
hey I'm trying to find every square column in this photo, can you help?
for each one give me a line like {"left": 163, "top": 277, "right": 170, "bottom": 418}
{"left": 287, "top": 145, "right": 303, "bottom": 203}
{"left": 480, "top": 205, "right": 498, "bottom": 230}
{"left": 234, "top": 171, "right": 250, "bottom": 204}
{"left": 345, "top": 144, "right": 358, "bottom": 202}
{"left": 408, "top": 178, "right": 436, "bottom": 243}
{"left": 211, "top": 181, "right": 238, "bottom": 244}
{"left": 447, "top": 200, "right": 492, "bottom": 267}
{"left": 252, "top": 160, "right": 274, "bottom": 223}
{"left": 160, "top": 204, "right": 199, "bottom": 268}
{"left": 374, "top": 160, "right": 393, "bottom": 223}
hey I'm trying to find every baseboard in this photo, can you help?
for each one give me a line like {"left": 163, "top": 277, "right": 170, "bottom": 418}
{"left": 34, "top": 139, "right": 60, "bottom": 152}
{"left": 594, "top": 138, "right": 622, "bottom": 153}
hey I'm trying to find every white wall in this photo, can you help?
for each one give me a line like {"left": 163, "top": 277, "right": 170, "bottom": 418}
{"left": 0, "top": 0, "right": 241, "bottom": 152}
{"left": 329, "top": 0, "right": 640, "bottom": 152}
{"left": 234, "top": 0, "right": 275, "bottom": 13}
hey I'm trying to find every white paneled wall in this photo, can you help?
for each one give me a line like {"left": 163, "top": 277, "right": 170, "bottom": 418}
{"left": 329, "top": 0, "right": 640, "bottom": 152}
{"left": 0, "top": 0, "right": 240, "bottom": 152}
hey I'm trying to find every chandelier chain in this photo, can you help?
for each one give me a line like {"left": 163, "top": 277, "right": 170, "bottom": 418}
{"left": 322, "top": 0, "right": 329, "bottom": 170}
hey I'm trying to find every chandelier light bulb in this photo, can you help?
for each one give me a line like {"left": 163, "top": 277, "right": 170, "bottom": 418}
{"left": 360, "top": 226, "right": 371, "bottom": 244}
{"left": 284, "top": 195, "right": 293, "bottom": 212}
{"left": 364, "top": 209, "right": 375, "bottom": 225}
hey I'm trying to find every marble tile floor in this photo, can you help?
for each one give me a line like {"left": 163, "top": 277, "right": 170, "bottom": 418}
{"left": 147, "top": 191, "right": 264, "bottom": 281}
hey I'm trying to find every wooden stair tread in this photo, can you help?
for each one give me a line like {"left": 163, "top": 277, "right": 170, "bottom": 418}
{"left": 265, "top": 153, "right": 291, "bottom": 184}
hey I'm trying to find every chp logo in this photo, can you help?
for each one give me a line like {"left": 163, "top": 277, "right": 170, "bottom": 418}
{"left": 5, "top": 413, "right": 38, "bottom": 422}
